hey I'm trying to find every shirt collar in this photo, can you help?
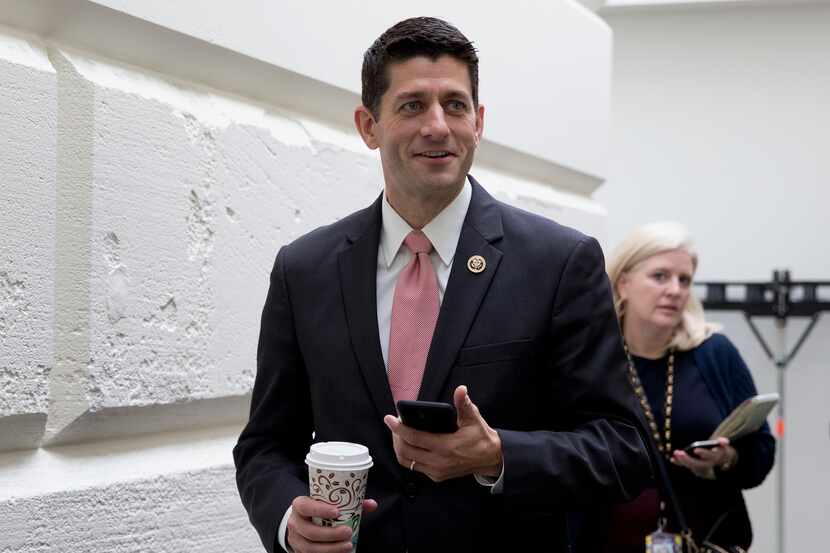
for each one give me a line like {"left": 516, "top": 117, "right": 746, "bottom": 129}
{"left": 380, "top": 178, "right": 472, "bottom": 269}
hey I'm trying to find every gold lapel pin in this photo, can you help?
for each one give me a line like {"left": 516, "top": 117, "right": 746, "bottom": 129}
{"left": 467, "top": 255, "right": 486, "bottom": 274}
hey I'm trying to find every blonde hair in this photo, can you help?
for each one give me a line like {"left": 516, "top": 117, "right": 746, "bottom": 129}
{"left": 606, "top": 221, "right": 720, "bottom": 352}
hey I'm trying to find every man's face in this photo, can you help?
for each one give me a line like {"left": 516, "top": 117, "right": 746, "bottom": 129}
{"left": 355, "top": 55, "right": 484, "bottom": 211}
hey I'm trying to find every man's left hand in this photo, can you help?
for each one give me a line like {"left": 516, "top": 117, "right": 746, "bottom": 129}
{"left": 383, "top": 385, "right": 503, "bottom": 482}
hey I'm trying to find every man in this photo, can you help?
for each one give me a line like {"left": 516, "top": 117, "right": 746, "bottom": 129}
{"left": 234, "top": 17, "right": 651, "bottom": 553}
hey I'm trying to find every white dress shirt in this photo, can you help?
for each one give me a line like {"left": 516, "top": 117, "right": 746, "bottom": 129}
{"left": 278, "top": 180, "right": 500, "bottom": 551}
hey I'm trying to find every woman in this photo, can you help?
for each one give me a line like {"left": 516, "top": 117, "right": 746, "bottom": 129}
{"left": 602, "top": 222, "right": 775, "bottom": 551}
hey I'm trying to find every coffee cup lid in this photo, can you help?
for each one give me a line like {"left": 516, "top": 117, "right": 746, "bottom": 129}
{"left": 306, "top": 441, "right": 373, "bottom": 471}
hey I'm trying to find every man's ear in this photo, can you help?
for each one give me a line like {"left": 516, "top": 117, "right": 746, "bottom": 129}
{"left": 354, "top": 106, "right": 379, "bottom": 149}
{"left": 474, "top": 103, "right": 485, "bottom": 146}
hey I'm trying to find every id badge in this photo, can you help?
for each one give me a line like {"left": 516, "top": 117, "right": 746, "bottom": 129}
{"left": 646, "top": 530, "right": 683, "bottom": 553}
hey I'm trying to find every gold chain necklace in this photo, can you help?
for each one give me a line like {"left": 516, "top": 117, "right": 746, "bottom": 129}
{"left": 624, "top": 343, "right": 675, "bottom": 459}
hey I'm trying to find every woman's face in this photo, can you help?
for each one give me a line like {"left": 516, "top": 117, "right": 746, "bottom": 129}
{"left": 617, "top": 248, "right": 695, "bottom": 332}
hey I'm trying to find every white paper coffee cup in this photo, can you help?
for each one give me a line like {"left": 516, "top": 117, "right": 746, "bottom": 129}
{"left": 306, "top": 442, "right": 373, "bottom": 551}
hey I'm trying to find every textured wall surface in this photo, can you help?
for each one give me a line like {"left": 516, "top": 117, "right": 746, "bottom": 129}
{"left": 42, "top": 49, "right": 386, "bottom": 446}
{"left": 1, "top": 466, "right": 260, "bottom": 553}
{"left": 0, "top": 32, "right": 55, "bottom": 451}
{"left": 0, "top": 14, "right": 611, "bottom": 552}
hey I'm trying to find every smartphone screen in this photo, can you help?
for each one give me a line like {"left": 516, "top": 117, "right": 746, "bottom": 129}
{"left": 397, "top": 400, "right": 458, "bottom": 433}
{"left": 683, "top": 439, "right": 720, "bottom": 457}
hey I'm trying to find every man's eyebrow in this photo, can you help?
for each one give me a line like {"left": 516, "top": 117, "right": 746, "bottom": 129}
{"left": 391, "top": 88, "right": 471, "bottom": 103}
{"left": 391, "top": 90, "right": 426, "bottom": 103}
{"left": 443, "top": 89, "right": 471, "bottom": 98}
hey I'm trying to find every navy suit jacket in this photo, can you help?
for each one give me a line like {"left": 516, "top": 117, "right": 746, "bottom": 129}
{"left": 234, "top": 177, "right": 652, "bottom": 552}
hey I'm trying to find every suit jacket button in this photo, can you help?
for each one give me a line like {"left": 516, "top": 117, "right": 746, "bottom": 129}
{"left": 404, "top": 481, "right": 417, "bottom": 499}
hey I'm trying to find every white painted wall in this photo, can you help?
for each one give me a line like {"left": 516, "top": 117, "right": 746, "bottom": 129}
{"left": 85, "top": 0, "right": 613, "bottom": 181}
{"left": 598, "top": 5, "right": 830, "bottom": 552}
{"left": 0, "top": 2, "right": 615, "bottom": 552}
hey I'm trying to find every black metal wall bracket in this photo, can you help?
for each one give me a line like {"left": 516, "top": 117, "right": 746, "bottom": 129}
{"left": 696, "top": 270, "right": 830, "bottom": 366}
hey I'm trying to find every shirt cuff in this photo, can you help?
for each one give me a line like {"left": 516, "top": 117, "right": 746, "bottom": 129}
{"left": 278, "top": 506, "right": 293, "bottom": 552}
{"left": 474, "top": 462, "right": 505, "bottom": 494}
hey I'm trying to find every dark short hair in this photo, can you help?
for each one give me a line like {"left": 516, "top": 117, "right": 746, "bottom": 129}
{"left": 361, "top": 17, "right": 479, "bottom": 119}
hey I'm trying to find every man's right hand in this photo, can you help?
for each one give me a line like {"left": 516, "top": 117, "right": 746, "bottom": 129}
{"left": 286, "top": 496, "right": 378, "bottom": 553}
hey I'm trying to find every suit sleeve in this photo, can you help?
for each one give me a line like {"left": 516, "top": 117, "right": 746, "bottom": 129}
{"left": 233, "top": 247, "right": 312, "bottom": 553}
{"left": 497, "top": 236, "right": 653, "bottom": 510}
{"left": 714, "top": 338, "right": 776, "bottom": 489}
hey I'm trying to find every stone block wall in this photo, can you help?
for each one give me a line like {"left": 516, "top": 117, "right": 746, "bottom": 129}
{"left": 0, "top": 31, "right": 55, "bottom": 452}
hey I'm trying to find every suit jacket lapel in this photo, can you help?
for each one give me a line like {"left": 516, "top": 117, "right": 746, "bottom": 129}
{"left": 418, "top": 177, "right": 504, "bottom": 402}
{"left": 338, "top": 196, "right": 397, "bottom": 418}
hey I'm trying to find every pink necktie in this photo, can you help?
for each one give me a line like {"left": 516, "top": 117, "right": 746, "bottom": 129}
{"left": 388, "top": 231, "right": 440, "bottom": 403}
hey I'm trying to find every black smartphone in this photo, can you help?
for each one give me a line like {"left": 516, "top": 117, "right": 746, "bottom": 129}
{"left": 683, "top": 439, "right": 721, "bottom": 457}
{"left": 396, "top": 400, "right": 458, "bottom": 433}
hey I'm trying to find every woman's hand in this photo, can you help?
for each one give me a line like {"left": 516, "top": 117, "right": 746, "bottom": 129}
{"left": 671, "top": 437, "right": 738, "bottom": 479}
